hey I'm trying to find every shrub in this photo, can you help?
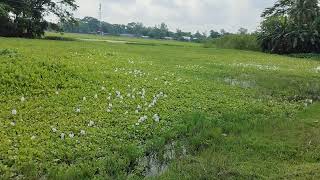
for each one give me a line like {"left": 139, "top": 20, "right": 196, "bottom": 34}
{"left": 204, "top": 34, "right": 260, "bottom": 51}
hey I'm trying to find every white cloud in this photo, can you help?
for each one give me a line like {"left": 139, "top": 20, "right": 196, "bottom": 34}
{"left": 73, "top": 0, "right": 277, "bottom": 33}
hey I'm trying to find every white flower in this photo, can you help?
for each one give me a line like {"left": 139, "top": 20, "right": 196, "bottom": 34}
{"left": 107, "top": 96, "right": 111, "bottom": 100}
{"left": 83, "top": 97, "right": 87, "bottom": 101}
{"left": 109, "top": 103, "right": 113, "bottom": 107}
{"left": 138, "top": 115, "right": 148, "bottom": 123}
{"left": 75, "top": 108, "right": 81, "bottom": 113}
{"left": 21, "top": 96, "right": 25, "bottom": 102}
{"left": 153, "top": 114, "right": 160, "bottom": 122}
{"left": 12, "top": 109, "right": 17, "bottom": 115}
{"left": 107, "top": 108, "right": 112, "bottom": 112}
{"left": 127, "top": 93, "right": 131, "bottom": 97}
{"left": 31, "top": 135, "right": 36, "bottom": 140}
{"left": 69, "top": 132, "right": 75, "bottom": 138}
{"left": 135, "top": 110, "right": 139, "bottom": 114}
{"left": 55, "top": 91, "right": 59, "bottom": 95}
{"left": 135, "top": 122, "right": 140, "bottom": 126}
{"left": 94, "top": 94, "right": 98, "bottom": 99}
{"left": 60, "top": 133, "right": 65, "bottom": 140}
{"left": 52, "top": 127, "right": 57, "bottom": 133}
{"left": 88, "top": 120, "right": 95, "bottom": 127}
{"left": 10, "top": 122, "right": 16, "bottom": 126}
{"left": 306, "top": 99, "right": 313, "bottom": 104}
{"left": 124, "top": 111, "right": 128, "bottom": 115}
{"left": 116, "top": 91, "right": 121, "bottom": 97}
{"left": 101, "top": 86, "right": 106, "bottom": 91}
{"left": 316, "top": 66, "right": 320, "bottom": 72}
{"left": 80, "top": 130, "right": 86, "bottom": 135}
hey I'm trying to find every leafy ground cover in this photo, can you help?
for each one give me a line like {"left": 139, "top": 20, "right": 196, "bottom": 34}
{"left": 0, "top": 35, "right": 320, "bottom": 179}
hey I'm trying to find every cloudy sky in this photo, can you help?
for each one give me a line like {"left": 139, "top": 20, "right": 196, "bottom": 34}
{"left": 72, "top": 0, "right": 277, "bottom": 33}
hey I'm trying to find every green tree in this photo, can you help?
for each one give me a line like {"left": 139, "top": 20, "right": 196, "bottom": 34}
{"left": 258, "top": 0, "right": 320, "bottom": 54}
{"left": 238, "top": 27, "right": 248, "bottom": 35}
{"left": 209, "top": 30, "right": 220, "bottom": 38}
{"left": 0, "top": 0, "right": 77, "bottom": 38}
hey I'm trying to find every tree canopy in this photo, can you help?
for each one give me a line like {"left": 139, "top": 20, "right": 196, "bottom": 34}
{"left": 258, "top": 0, "right": 320, "bottom": 54}
{"left": 0, "top": 0, "right": 78, "bottom": 38}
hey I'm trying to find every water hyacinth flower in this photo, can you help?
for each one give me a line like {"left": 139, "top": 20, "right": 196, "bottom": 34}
{"left": 153, "top": 114, "right": 160, "bottom": 122}
{"left": 88, "top": 120, "right": 95, "bottom": 127}
{"left": 60, "top": 133, "right": 65, "bottom": 140}
{"left": 116, "top": 91, "right": 121, "bottom": 98}
{"left": 51, "top": 127, "right": 57, "bottom": 133}
{"left": 138, "top": 115, "right": 148, "bottom": 123}
{"left": 306, "top": 99, "right": 313, "bottom": 104}
{"left": 11, "top": 109, "right": 18, "bottom": 115}
{"left": 80, "top": 130, "right": 86, "bottom": 135}
{"left": 10, "top": 122, "right": 16, "bottom": 126}
{"left": 69, "top": 132, "right": 75, "bottom": 138}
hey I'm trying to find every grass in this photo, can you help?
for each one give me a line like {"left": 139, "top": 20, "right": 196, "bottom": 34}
{"left": 0, "top": 33, "right": 320, "bottom": 179}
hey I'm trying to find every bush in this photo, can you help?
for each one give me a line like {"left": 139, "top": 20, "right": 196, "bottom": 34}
{"left": 43, "top": 36, "right": 76, "bottom": 41}
{"left": 204, "top": 34, "right": 260, "bottom": 51}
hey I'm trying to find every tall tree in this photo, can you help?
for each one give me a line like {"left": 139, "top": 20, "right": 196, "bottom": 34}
{"left": 258, "top": 0, "right": 320, "bottom": 54}
{"left": 0, "top": 0, "right": 78, "bottom": 38}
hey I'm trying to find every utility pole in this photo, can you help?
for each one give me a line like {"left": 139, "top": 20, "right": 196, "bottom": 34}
{"left": 99, "top": 3, "right": 102, "bottom": 36}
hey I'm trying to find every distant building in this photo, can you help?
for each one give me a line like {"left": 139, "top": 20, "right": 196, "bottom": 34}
{"left": 164, "top": 37, "right": 173, "bottom": 40}
{"left": 182, "top": 36, "right": 191, "bottom": 41}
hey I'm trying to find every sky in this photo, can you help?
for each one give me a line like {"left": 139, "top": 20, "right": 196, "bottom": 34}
{"left": 71, "top": 0, "right": 277, "bottom": 33}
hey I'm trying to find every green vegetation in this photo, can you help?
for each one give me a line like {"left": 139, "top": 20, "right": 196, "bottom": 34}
{"left": 0, "top": 0, "right": 77, "bottom": 38}
{"left": 258, "top": 0, "right": 320, "bottom": 54}
{"left": 203, "top": 34, "right": 260, "bottom": 51}
{"left": 0, "top": 34, "right": 320, "bottom": 179}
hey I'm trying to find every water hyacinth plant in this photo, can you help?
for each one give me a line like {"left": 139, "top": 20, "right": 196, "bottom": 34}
{"left": 0, "top": 33, "right": 319, "bottom": 179}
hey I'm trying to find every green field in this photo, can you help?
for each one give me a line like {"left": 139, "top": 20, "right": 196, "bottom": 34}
{"left": 1, "top": 35, "right": 320, "bottom": 179}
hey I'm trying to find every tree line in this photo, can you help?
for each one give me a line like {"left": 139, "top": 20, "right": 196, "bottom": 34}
{"left": 59, "top": 16, "right": 213, "bottom": 42}
{"left": 1, "top": 0, "right": 319, "bottom": 54}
